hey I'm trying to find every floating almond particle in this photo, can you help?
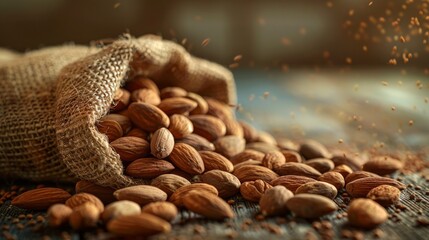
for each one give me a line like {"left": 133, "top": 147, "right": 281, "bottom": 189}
{"left": 348, "top": 199, "right": 388, "bottom": 229}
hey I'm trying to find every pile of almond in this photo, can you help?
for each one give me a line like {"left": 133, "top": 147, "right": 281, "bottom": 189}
{"left": 9, "top": 76, "right": 407, "bottom": 237}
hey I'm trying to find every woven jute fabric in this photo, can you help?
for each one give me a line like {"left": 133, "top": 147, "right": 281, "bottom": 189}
{"left": 0, "top": 35, "right": 236, "bottom": 188}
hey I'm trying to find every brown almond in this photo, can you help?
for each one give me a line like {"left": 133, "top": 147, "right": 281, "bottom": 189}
{"left": 160, "top": 87, "right": 187, "bottom": 99}
{"left": 233, "top": 165, "right": 279, "bottom": 183}
{"left": 348, "top": 199, "right": 388, "bottom": 229}
{"left": 305, "top": 158, "right": 335, "bottom": 173}
{"left": 69, "top": 202, "right": 100, "bottom": 230}
{"left": 96, "top": 119, "right": 123, "bottom": 142}
{"left": 100, "top": 114, "right": 132, "bottom": 133}
{"left": 270, "top": 175, "right": 317, "bottom": 193}
{"left": 110, "top": 136, "right": 150, "bottom": 161}
{"left": 131, "top": 88, "right": 161, "bottom": 105}
{"left": 363, "top": 156, "right": 404, "bottom": 175}
{"left": 75, "top": 180, "right": 116, "bottom": 204}
{"left": 295, "top": 181, "right": 338, "bottom": 199}
{"left": 205, "top": 97, "right": 234, "bottom": 121}
{"left": 187, "top": 92, "right": 209, "bottom": 115}
{"left": 259, "top": 186, "right": 294, "bottom": 216}
{"left": 47, "top": 204, "right": 73, "bottom": 227}
{"left": 262, "top": 151, "right": 286, "bottom": 170}
{"left": 142, "top": 202, "right": 178, "bottom": 222}
{"left": 199, "top": 170, "right": 241, "bottom": 198}
{"left": 183, "top": 190, "right": 234, "bottom": 220}
{"left": 230, "top": 149, "right": 265, "bottom": 165}
{"left": 366, "top": 185, "right": 401, "bottom": 206}
{"left": 65, "top": 193, "right": 104, "bottom": 212}
{"left": 169, "top": 183, "right": 218, "bottom": 207}
{"left": 107, "top": 213, "right": 171, "bottom": 237}
{"left": 150, "top": 128, "right": 174, "bottom": 159}
{"left": 331, "top": 151, "right": 364, "bottom": 171}
{"left": 102, "top": 200, "right": 141, "bottom": 222}
{"left": 111, "top": 88, "right": 131, "bottom": 112}
{"left": 189, "top": 115, "right": 226, "bottom": 141}
{"left": 158, "top": 97, "right": 197, "bottom": 115}
{"left": 128, "top": 102, "right": 170, "bottom": 132}
{"left": 199, "top": 151, "right": 234, "bottom": 172}
{"left": 126, "top": 128, "right": 149, "bottom": 139}
{"left": 345, "top": 177, "right": 405, "bottom": 198}
{"left": 125, "top": 77, "right": 160, "bottom": 94}
{"left": 240, "top": 180, "right": 273, "bottom": 202}
{"left": 168, "top": 114, "right": 193, "bottom": 139}
{"left": 274, "top": 162, "right": 322, "bottom": 179}
{"left": 332, "top": 164, "right": 353, "bottom": 178}
{"left": 286, "top": 194, "right": 338, "bottom": 218}
{"left": 233, "top": 159, "right": 262, "bottom": 169}
{"left": 345, "top": 171, "right": 380, "bottom": 184}
{"left": 176, "top": 133, "right": 215, "bottom": 151}
{"left": 239, "top": 121, "right": 259, "bottom": 143}
{"left": 245, "top": 142, "right": 280, "bottom": 153}
{"left": 299, "top": 140, "right": 332, "bottom": 160}
{"left": 214, "top": 135, "right": 246, "bottom": 159}
{"left": 277, "top": 138, "right": 299, "bottom": 151}
{"left": 114, "top": 185, "right": 167, "bottom": 206}
{"left": 282, "top": 150, "right": 303, "bottom": 163}
{"left": 125, "top": 158, "right": 175, "bottom": 178}
{"left": 11, "top": 187, "right": 71, "bottom": 210}
{"left": 256, "top": 131, "right": 277, "bottom": 145}
{"left": 318, "top": 172, "right": 345, "bottom": 190}
{"left": 168, "top": 143, "right": 205, "bottom": 175}
{"left": 151, "top": 174, "right": 191, "bottom": 197}
{"left": 223, "top": 118, "right": 244, "bottom": 138}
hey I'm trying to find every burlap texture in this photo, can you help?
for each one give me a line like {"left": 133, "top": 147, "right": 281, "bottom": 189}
{"left": 0, "top": 35, "right": 236, "bottom": 188}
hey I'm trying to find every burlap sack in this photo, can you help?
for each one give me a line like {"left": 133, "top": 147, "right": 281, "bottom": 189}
{"left": 0, "top": 35, "right": 236, "bottom": 188}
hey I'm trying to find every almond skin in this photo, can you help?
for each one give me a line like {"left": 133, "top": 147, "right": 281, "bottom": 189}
{"left": 214, "top": 135, "right": 246, "bottom": 159}
{"left": 168, "top": 114, "right": 193, "bottom": 139}
{"left": 366, "top": 185, "right": 401, "bottom": 206}
{"left": 295, "top": 181, "right": 338, "bottom": 199}
{"left": 158, "top": 97, "right": 198, "bottom": 115}
{"left": 65, "top": 193, "right": 104, "bottom": 212}
{"left": 270, "top": 175, "right": 317, "bottom": 193}
{"left": 47, "top": 204, "right": 73, "bottom": 227}
{"left": 239, "top": 121, "right": 259, "bottom": 143}
{"left": 183, "top": 190, "right": 234, "bottom": 220}
{"left": 199, "top": 170, "right": 241, "bottom": 198}
{"left": 187, "top": 92, "right": 209, "bottom": 115}
{"left": 259, "top": 186, "right": 294, "bottom": 216}
{"left": 100, "top": 114, "right": 132, "bottom": 133}
{"left": 345, "top": 171, "right": 380, "bottom": 184}
{"left": 362, "top": 156, "right": 404, "bottom": 175}
{"left": 160, "top": 87, "right": 187, "bottom": 99}
{"left": 125, "top": 158, "right": 175, "bottom": 178}
{"left": 75, "top": 180, "right": 116, "bottom": 204}
{"left": 189, "top": 115, "right": 226, "bottom": 141}
{"left": 107, "top": 213, "right": 171, "bottom": 237}
{"left": 126, "top": 127, "right": 149, "bottom": 139}
{"left": 281, "top": 150, "right": 303, "bottom": 163}
{"left": 110, "top": 136, "right": 150, "bottom": 161}
{"left": 332, "top": 164, "right": 353, "bottom": 178}
{"left": 274, "top": 162, "right": 322, "bottom": 179}
{"left": 114, "top": 185, "right": 167, "bottom": 206}
{"left": 131, "top": 88, "right": 161, "bottom": 105}
{"left": 233, "top": 165, "right": 279, "bottom": 183}
{"left": 128, "top": 102, "right": 170, "bottom": 132}
{"left": 318, "top": 172, "right": 345, "bottom": 191}
{"left": 151, "top": 174, "right": 191, "bottom": 197}
{"left": 240, "top": 180, "right": 273, "bottom": 202}
{"left": 141, "top": 201, "right": 178, "bottom": 222}
{"left": 111, "top": 88, "right": 131, "bottom": 112}
{"left": 299, "top": 140, "right": 332, "bottom": 160}
{"left": 245, "top": 142, "right": 280, "bottom": 153}
{"left": 150, "top": 128, "right": 174, "bottom": 159}
{"left": 176, "top": 134, "right": 215, "bottom": 151}
{"left": 11, "top": 187, "right": 71, "bottom": 210}
{"left": 224, "top": 118, "right": 244, "bottom": 138}
{"left": 69, "top": 202, "right": 100, "bottom": 230}
{"left": 286, "top": 194, "right": 338, "bottom": 218}
{"left": 262, "top": 151, "right": 286, "bottom": 170}
{"left": 230, "top": 149, "right": 265, "bottom": 165}
{"left": 102, "top": 200, "right": 141, "bottom": 222}
{"left": 168, "top": 143, "right": 205, "bottom": 175}
{"left": 199, "top": 151, "right": 234, "bottom": 172}
{"left": 205, "top": 97, "right": 234, "bottom": 121}
{"left": 305, "top": 158, "right": 335, "bottom": 173}
{"left": 169, "top": 183, "right": 218, "bottom": 207}
{"left": 125, "top": 76, "right": 160, "bottom": 94}
{"left": 348, "top": 199, "right": 388, "bottom": 229}
{"left": 345, "top": 177, "right": 406, "bottom": 198}
{"left": 96, "top": 119, "right": 123, "bottom": 142}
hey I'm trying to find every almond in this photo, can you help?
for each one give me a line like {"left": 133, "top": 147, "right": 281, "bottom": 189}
{"left": 96, "top": 119, "right": 123, "bottom": 142}
{"left": 274, "top": 162, "right": 322, "bottom": 179}
{"left": 245, "top": 142, "right": 279, "bottom": 153}
{"left": 214, "top": 135, "right": 246, "bottom": 158}
{"left": 111, "top": 88, "right": 131, "bottom": 112}
{"left": 205, "top": 97, "right": 234, "bottom": 121}
{"left": 277, "top": 138, "right": 299, "bottom": 151}
{"left": 362, "top": 156, "right": 404, "bottom": 175}
{"left": 366, "top": 185, "right": 401, "bottom": 206}
{"left": 69, "top": 202, "right": 100, "bottom": 230}
{"left": 169, "top": 183, "right": 218, "bottom": 207}
{"left": 345, "top": 177, "right": 405, "bottom": 198}
{"left": 75, "top": 180, "right": 116, "bottom": 204}
{"left": 168, "top": 143, "right": 205, "bottom": 175}
{"left": 256, "top": 131, "right": 277, "bottom": 145}
{"left": 240, "top": 180, "right": 273, "bottom": 202}
{"left": 168, "top": 114, "right": 193, "bottom": 139}
{"left": 47, "top": 204, "right": 73, "bottom": 227}
{"left": 230, "top": 149, "right": 265, "bottom": 165}
{"left": 281, "top": 150, "right": 303, "bottom": 163}
{"left": 233, "top": 160, "right": 262, "bottom": 169}
{"left": 100, "top": 114, "right": 132, "bottom": 133}
{"left": 125, "top": 158, "right": 175, "bottom": 178}
{"left": 332, "top": 164, "right": 353, "bottom": 178}
{"left": 102, "top": 200, "right": 141, "bottom": 222}
{"left": 176, "top": 133, "right": 215, "bottom": 151}
{"left": 295, "top": 181, "right": 338, "bottom": 199}
{"left": 331, "top": 151, "right": 364, "bottom": 171}
{"left": 347, "top": 199, "right": 388, "bottom": 229}
{"left": 187, "top": 92, "right": 209, "bottom": 115}
{"left": 259, "top": 186, "right": 294, "bottom": 216}
{"left": 131, "top": 88, "right": 161, "bottom": 105}
{"left": 114, "top": 185, "right": 167, "bottom": 206}
{"left": 286, "top": 194, "right": 338, "bottom": 218}
{"left": 150, "top": 128, "right": 174, "bottom": 159}
{"left": 262, "top": 151, "right": 286, "bottom": 170}
{"left": 141, "top": 201, "right": 178, "bottom": 222}
{"left": 125, "top": 76, "right": 160, "bottom": 94}
{"left": 151, "top": 174, "right": 191, "bottom": 197}
{"left": 239, "top": 121, "right": 259, "bottom": 143}
{"left": 345, "top": 171, "right": 380, "bottom": 184}
{"left": 305, "top": 158, "right": 335, "bottom": 173}
{"left": 270, "top": 175, "right": 317, "bottom": 193}
{"left": 128, "top": 102, "right": 170, "bottom": 132}
{"left": 126, "top": 128, "right": 149, "bottom": 139}
{"left": 233, "top": 165, "right": 279, "bottom": 183}
{"left": 107, "top": 213, "right": 171, "bottom": 236}
{"left": 160, "top": 87, "right": 187, "bottom": 99}
{"left": 11, "top": 187, "right": 71, "bottom": 210}
{"left": 158, "top": 97, "right": 197, "bottom": 115}
{"left": 199, "top": 170, "right": 241, "bottom": 198}
{"left": 224, "top": 118, "right": 244, "bottom": 138}
{"left": 199, "top": 151, "right": 234, "bottom": 172}
{"left": 110, "top": 136, "right": 150, "bottom": 161}
{"left": 299, "top": 140, "right": 332, "bottom": 160}
{"left": 318, "top": 172, "right": 345, "bottom": 190}
{"left": 183, "top": 190, "right": 234, "bottom": 220}
{"left": 189, "top": 115, "right": 226, "bottom": 141}
{"left": 65, "top": 193, "right": 104, "bottom": 212}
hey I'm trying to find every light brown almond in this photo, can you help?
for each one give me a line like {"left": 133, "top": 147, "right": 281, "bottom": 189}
{"left": 305, "top": 158, "right": 335, "bottom": 173}
{"left": 131, "top": 88, "right": 161, "bottom": 105}
{"left": 239, "top": 121, "right": 259, "bottom": 143}
{"left": 158, "top": 97, "right": 197, "bottom": 115}
{"left": 176, "top": 133, "right": 215, "bottom": 151}
{"left": 100, "top": 114, "right": 132, "bottom": 133}
{"left": 348, "top": 199, "right": 388, "bottom": 229}
{"left": 295, "top": 181, "right": 338, "bottom": 199}
{"left": 168, "top": 143, "right": 205, "bottom": 175}
{"left": 102, "top": 200, "right": 141, "bottom": 222}
{"left": 160, "top": 87, "right": 187, "bottom": 99}
{"left": 256, "top": 131, "right": 277, "bottom": 145}
{"left": 111, "top": 88, "right": 131, "bottom": 112}
{"left": 47, "top": 204, "right": 73, "bottom": 227}
{"left": 366, "top": 185, "right": 401, "bottom": 206}
{"left": 150, "top": 128, "right": 174, "bottom": 159}
{"left": 259, "top": 186, "right": 294, "bottom": 216}
{"left": 141, "top": 201, "right": 178, "bottom": 222}
{"left": 233, "top": 159, "right": 262, "bottom": 169}
{"left": 331, "top": 151, "right": 364, "bottom": 171}
{"left": 125, "top": 76, "right": 160, "bottom": 94}
{"left": 183, "top": 190, "right": 234, "bottom": 220}
{"left": 169, "top": 183, "right": 218, "bottom": 207}
{"left": 69, "top": 202, "right": 100, "bottom": 230}
{"left": 199, "top": 170, "right": 241, "bottom": 198}
{"left": 363, "top": 156, "right": 404, "bottom": 175}
{"left": 125, "top": 158, "right": 175, "bottom": 178}
{"left": 151, "top": 174, "right": 191, "bottom": 197}
{"left": 277, "top": 138, "right": 299, "bottom": 151}
{"left": 262, "top": 151, "right": 286, "bottom": 170}
{"left": 110, "top": 136, "right": 150, "bottom": 161}
{"left": 65, "top": 193, "right": 104, "bottom": 212}
{"left": 345, "top": 177, "right": 406, "bottom": 198}
{"left": 318, "top": 172, "right": 345, "bottom": 190}
{"left": 233, "top": 165, "right": 278, "bottom": 183}
{"left": 240, "top": 180, "right": 273, "bottom": 202}
{"left": 126, "top": 128, "right": 149, "bottom": 139}
{"left": 214, "top": 135, "right": 246, "bottom": 159}
{"left": 286, "top": 194, "right": 338, "bottom": 218}
{"left": 270, "top": 175, "right": 317, "bottom": 193}
{"left": 128, "top": 102, "right": 170, "bottom": 132}
{"left": 230, "top": 149, "right": 265, "bottom": 165}
{"left": 187, "top": 92, "right": 209, "bottom": 115}
{"left": 189, "top": 115, "right": 226, "bottom": 141}
{"left": 205, "top": 97, "right": 234, "bottom": 121}
{"left": 168, "top": 114, "right": 193, "bottom": 139}
{"left": 199, "top": 151, "right": 234, "bottom": 172}
{"left": 345, "top": 171, "right": 380, "bottom": 184}
{"left": 245, "top": 142, "right": 280, "bottom": 153}
{"left": 75, "top": 180, "right": 116, "bottom": 204}
{"left": 281, "top": 150, "right": 303, "bottom": 163}
{"left": 11, "top": 187, "right": 71, "bottom": 210}
{"left": 274, "top": 162, "right": 322, "bottom": 179}
{"left": 107, "top": 213, "right": 171, "bottom": 237}
{"left": 223, "top": 118, "right": 244, "bottom": 138}
{"left": 299, "top": 140, "right": 332, "bottom": 160}
{"left": 96, "top": 119, "right": 123, "bottom": 142}
{"left": 114, "top": 185, "right": 167, "bottom": 206}
{"left": 332, "top": 164, "right": 354, "bottom": 178}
